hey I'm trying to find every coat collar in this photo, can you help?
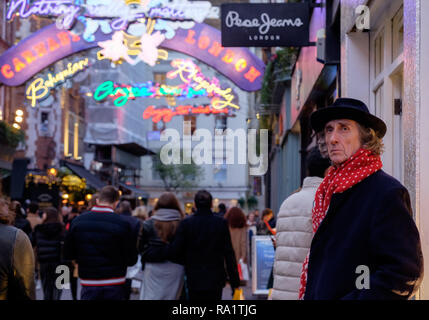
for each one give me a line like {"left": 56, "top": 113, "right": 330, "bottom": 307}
{"left": 302, "top": 176, "right": 324, "bottom": 189}
{"left": 91, "top": 205, "right": 115, "bottom": 213}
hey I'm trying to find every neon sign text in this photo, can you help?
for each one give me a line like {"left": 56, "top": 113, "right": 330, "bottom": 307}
{"left": 26, "top": 58, "right": 89, "bottom": 107}
{"left": 6, "top": 0, "right": 216, "bottom": 30}
{"left": 167, "top": 59, "right": 239, "bottom": 110}
{"left": 7, "top": 0, "right": 80, "bottom": 29}
{"left": 0, "top": 30, "right": 80, "bottom": 82}
{"left": 143, "top": 105, "right": 228, "bottom": 123}
{"left": 183, "top": 29, "right": 262, "bottom": 84}
{"left": 93, "top": 80, "right": 215, "bottom": 107}
{"left": 160, "top": 23, "right": 264, "bottom": 90}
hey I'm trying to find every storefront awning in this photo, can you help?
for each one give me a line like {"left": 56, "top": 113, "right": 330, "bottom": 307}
{"left": 119, "top": 182, "right": 150, "bottom": 199}
{"left": 63, "top": 162, "right": 106, "bottom": 190}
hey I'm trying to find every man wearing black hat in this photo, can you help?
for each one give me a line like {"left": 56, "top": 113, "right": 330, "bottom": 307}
{"left": 299, "top": 98, "right": 423, "bottom": 300}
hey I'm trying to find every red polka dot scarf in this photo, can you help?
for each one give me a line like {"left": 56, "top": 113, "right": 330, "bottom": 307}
{"left": 298, "top": 148, "right": 383, "bottom": 299}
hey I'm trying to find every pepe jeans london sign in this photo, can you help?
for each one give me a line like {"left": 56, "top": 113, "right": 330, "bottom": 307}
{"left": 221, "top": 3, "right": 310, "bottom": 47}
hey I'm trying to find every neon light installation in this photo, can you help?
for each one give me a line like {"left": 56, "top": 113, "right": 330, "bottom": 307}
{"left": 0, "top": 30, "right": 80, "bottom": 82}
{"left": 6, "top": 0, "right": 215, "bottom": 31}
{"left": 167, "top": 59, "right": 239, "bottom": 110}
{"left": 26, "top": 58, "right": 89, "bottom": 107}
{"left": 93, "top": 80, "right": 217, "bottom": 107}
{"left": 143, "top": 104, "right": 228, "bottom": 123}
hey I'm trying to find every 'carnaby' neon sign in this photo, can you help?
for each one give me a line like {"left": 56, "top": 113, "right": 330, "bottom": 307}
{"left": 93, "top": 80, "right": 217, "bottom": 107}
{"left": 167, "top": 59, "right": 239, "bottom": 110}
{"left": 0, "top": 30, "right": 80, "bottom": 82}
{"left": 26, "top": 58, "right": 89, "bottom": 107}
{"left": 143, "top": 104, "right": 228, "bottom": 123}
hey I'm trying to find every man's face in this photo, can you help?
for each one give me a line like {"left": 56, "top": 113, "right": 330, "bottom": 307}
{"left": 324, "top": 119, "right": 362, "bottom": 166}
{"left": 316, "top": 131, "right": 329, "bottom": 158}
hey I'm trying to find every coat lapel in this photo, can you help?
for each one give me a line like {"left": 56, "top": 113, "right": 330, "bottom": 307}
{"left": 310, "top": 189, "right": 352, "bottom": 249}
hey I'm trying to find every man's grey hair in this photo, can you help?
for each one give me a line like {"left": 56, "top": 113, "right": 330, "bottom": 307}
{"left": 357, "top": 123, "right": 385, "bottom": 156}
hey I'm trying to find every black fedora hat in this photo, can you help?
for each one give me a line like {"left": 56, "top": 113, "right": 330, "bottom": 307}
{"left": 310, "top": 98, "right": 387, "bottom": 138}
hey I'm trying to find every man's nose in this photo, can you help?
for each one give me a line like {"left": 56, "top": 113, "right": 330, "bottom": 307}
{"left": 328, "top": 129, "right": 339, "bottom": 144}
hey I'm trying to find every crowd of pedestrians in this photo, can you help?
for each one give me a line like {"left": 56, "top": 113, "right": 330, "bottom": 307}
{"left": 0, "top": 97, "right": 423, "bottom": 301}
{"left": 0, "top": 186, "right": 265, "bottom": 301}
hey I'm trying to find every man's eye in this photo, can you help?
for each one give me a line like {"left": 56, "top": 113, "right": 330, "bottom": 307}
{"left": 342, "top": 127, "right": 349, "bottom": 131}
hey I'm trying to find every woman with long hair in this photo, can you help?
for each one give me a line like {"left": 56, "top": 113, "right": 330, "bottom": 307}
{"left": 33, "top": 207, "right": 65, "bottom": 300}
{"left": 224, "top": 207, "right": 248, "bottom": 265}
{"left": 138, "top": 192, "right": 185, "bottom": 300}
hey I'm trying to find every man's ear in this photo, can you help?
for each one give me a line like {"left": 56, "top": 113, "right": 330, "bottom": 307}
{"left": 96, "top": 198, "right": 100, "bottom": 206}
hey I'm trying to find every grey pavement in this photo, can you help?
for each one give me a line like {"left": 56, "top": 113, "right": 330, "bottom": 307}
{"left": 36, "top": 274, "right": 268, "bottom": 301}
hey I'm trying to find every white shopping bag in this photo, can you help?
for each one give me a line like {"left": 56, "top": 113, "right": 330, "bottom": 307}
{"left": 238, "top": 259, "right": 249, "bottom": 281}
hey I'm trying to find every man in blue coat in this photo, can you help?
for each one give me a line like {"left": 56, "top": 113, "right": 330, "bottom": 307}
{"left": 64, "top": 186, "right": 138, "bottom": 300}
{"left": 300, "top": 98, "right": 423, "bottom": 300}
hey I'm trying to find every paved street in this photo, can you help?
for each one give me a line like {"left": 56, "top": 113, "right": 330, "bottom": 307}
{"left": 36, "top": 274, "right": 267, "bottom": 301}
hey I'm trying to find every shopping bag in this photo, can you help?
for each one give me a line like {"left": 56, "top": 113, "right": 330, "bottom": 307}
{"left": 238, "top": 259, "right": 249, "bottom": 281}
{"left": 233, "top": 288, "right": 245, "bottom": 300}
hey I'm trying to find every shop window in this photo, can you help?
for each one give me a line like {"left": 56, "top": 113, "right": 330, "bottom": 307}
{"left": 152, "top": 166, "right": 162, "bottom": 181}
{"left": 369, "top": 2, "right": 404, "bottom": 182}
{"left": 184, "top": 115, "right": 196, "bottom": 135}
{"left": 40, "top": 112, "right": 49, "bottom": 136}
{"left": 374, "top": 84, "right": 384, "bottom": 119}
{"left": 392, "top": 7, "right": 404, "bottom": 62}
{"left": 214, "top": 115, "right": 227, "bottom": 134}
{"left": 374, "top": 30, "right": 384, "bottom": 77}
{"left": 153, "top": 72, "right": 166, "bottom": 84}
{"left": 152, "top": 120, "right": 166, "bottom": 132}
{"left": 214, "top": 164, "right": 227, "bottom": 182}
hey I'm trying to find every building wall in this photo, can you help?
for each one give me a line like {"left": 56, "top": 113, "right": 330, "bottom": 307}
{"left": 137, "top": 51, "right": 250, "bottom": 209}
{"left": 341, "top": 0, "right": 429, "bottom": 299}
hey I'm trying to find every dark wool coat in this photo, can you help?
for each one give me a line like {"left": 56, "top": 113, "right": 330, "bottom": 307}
{"left": 167, "top": 208, "right": 240, "bottom": 292}
{"left": 304, "top": 170, "right": 424, "bottom": 300}
{"left": 63, "top": 210, "right": 138, "bottom": 279}
{"left": 33, "top": 223, "right": 64, "bottom": 264}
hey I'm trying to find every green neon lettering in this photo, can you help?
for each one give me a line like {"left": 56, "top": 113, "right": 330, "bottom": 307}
{"left": 94, "top": 81, "right": 114, "bottom": 101}
{"left": 113, "top": 87, "right": 129, "bottom": 107}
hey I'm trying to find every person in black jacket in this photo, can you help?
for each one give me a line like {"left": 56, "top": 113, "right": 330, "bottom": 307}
{"left": 64, "top": 186, "right": 138, "bottom": 300}
{"left": 299, "top": 98, "right": 423, "bottom": 300}
{"left": 0, "top": 197, "right": 35, "bottom": 300}
{"left": 167, "top": 190, "right": 240, "bottom": 300}
{"left": 118, "top": 200, "right": 141, "bottom": 300}
{"left": 33, "top": 207, "right": 65, "bottom": 300}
